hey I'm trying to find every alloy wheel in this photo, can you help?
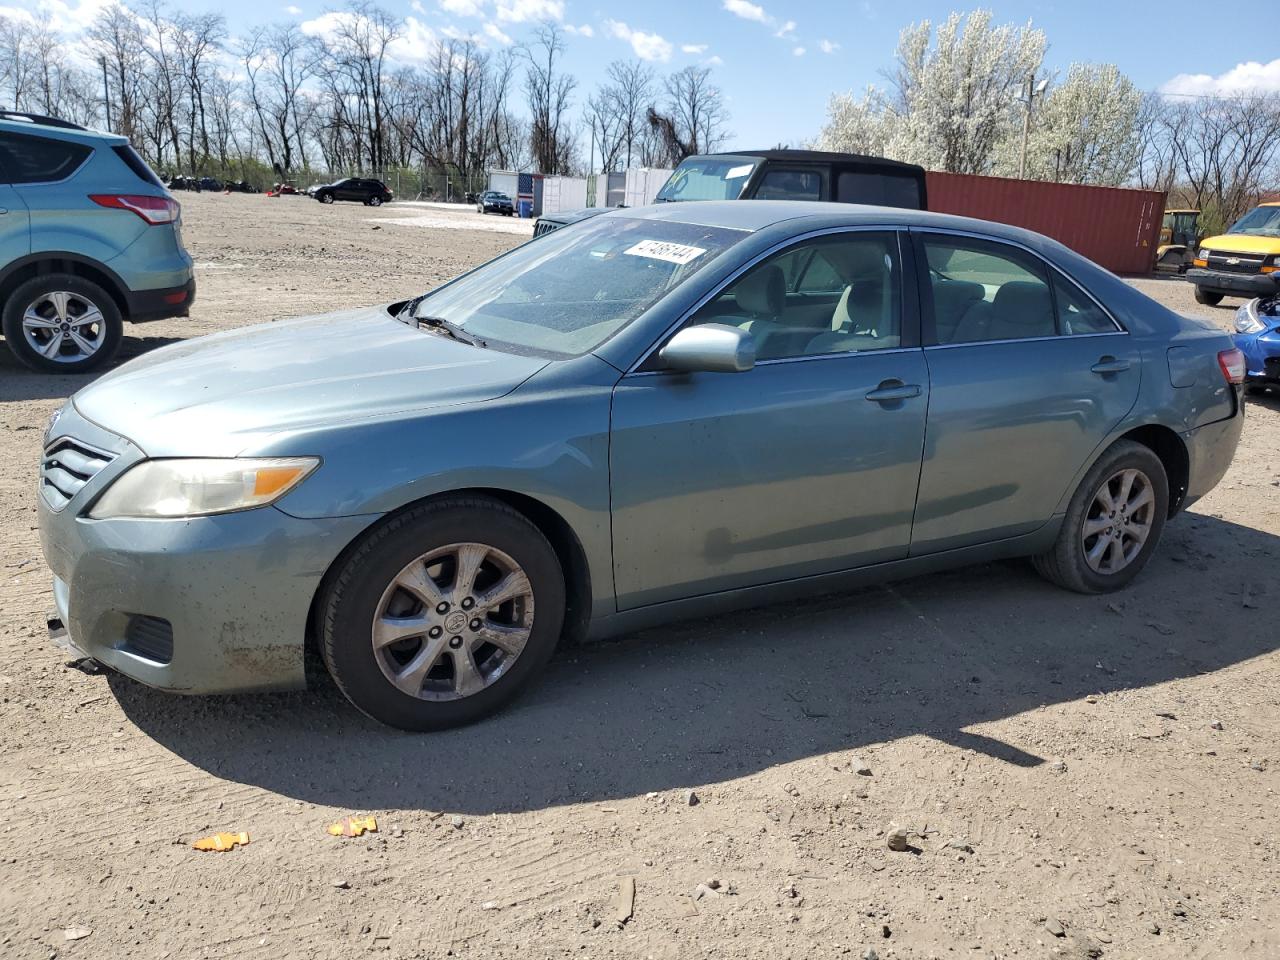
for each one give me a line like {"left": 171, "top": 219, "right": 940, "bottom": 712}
{"left": 21, "top": 291, "right": 109, "bottom": 364}
{"left": 372, "top": 542, "right": 534, "bottom": 701}
{"left": 1080, "top": 467, "right": 1155, "bottom": 574}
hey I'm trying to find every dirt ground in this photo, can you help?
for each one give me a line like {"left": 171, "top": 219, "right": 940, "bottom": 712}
{"left": 1, "top": 193, "right": 1277, "bottom": 960}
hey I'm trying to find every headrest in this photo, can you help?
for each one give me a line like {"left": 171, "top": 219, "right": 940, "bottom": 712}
{"left": 932, "top": 279, "right": 983, "bottom": 312}
{"left": 824, "top": 242, "right": 888, "bottom": 282}
{"left": 993, "top": 281, "right": 1053, "bottom": 326}
{"left": 735, "top": 264, "right": 785, "bottom": 317}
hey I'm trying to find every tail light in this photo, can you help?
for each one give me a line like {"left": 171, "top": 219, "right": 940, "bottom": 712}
{"left": 89, "top": 194, "right": 180, "bottom": 225}
{"left": 1218, "top": 348, "right": 1245, "bottom": 384}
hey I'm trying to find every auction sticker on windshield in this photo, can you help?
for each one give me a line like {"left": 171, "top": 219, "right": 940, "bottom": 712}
{"left": 624, "top": 240, "right": 708, "bottom": 265}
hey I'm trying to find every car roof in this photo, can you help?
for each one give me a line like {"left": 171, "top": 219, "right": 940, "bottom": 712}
{"left": 608, "top": 199, "right": 1049, "bottom": 245}
{"left": 0, "top": 115, "right": 126, "bottom": 146}
{"left": 707, "top": 148, "right": 925, "bottom": 174}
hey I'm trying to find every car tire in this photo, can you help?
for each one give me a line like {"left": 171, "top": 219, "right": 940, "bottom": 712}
{"left": 1245, "top": 384, "right": 1269, "bottom": 396}
{"left": 1032, "top": 440, "right": 1169, "bottom": 594}
{"left": 2, "top": 273, "right": 123, "bottom": 374}
{"left": 320, "top": 495, "right": 566, "bottom": 731}
{"left": 318, "top": 192, "right": 334, "bottom": 204}
{"left": 369, "top": 196, "right": 383, "bottom": 206}
{"left": 1194, "top": 287, "right": 1224, "bottom": 306}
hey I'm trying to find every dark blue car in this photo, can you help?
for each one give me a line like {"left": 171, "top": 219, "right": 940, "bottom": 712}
{"left": 1233, "top": 295, "right": 1280, "bottom": 393}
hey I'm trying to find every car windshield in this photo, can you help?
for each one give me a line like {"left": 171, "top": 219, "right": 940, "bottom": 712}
{"left": 410, "top": 215, "right": 745, "bottom": 357}
{"left": 655, "top": 156, "right": 762, "bottom": 202}
{"left": 1226, "top": 205, "right": 1280, "bottom": 237}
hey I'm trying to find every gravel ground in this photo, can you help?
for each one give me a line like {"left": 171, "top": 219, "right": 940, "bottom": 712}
{"left": 1, "top": 193, "right": 1277, "bottom": 960}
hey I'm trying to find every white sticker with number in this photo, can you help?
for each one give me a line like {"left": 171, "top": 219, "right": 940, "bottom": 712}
{"left": 724, "top": 164, "right": 754, "bottom": 179}
{"left": 624, "top": 240, "right": 708, "bottom": 265}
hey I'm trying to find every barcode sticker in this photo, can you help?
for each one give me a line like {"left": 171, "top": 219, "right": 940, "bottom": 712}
{"left": 624, "top": 240, "right": 708, "bottom": 265}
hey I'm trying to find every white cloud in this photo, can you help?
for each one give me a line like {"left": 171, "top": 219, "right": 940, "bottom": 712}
{"left": 285, "top": 4, "right": 303, "bottom": 14}
{"left": 605, "top": 20, "right": 672, "bottom": 62}
{"left": 1162, "top": 59, "right": 1280, "bottom": 97}
{"left": 681, "top": 43, "right": 707, "bottom": 54}
{"left": 774, "top": 19, "right": 795, "bottom": 38}
{"left": 818, "top": 38, "right": 839, "bottom": 54}
{"left": 1, "top": 0, "right": 115, "bottom": 34}
{"left": 440, "top": 0, "right": 485, "bottom": 15}
{"left": 392, "top": 16, "right": 440, "bottom": 62}
{"left": 495, "top": 0, "right": 562, "bottom": 22}
{"left": 723, "top": 0, "right": 767, "bottom": 23}
{"left": 565, "top": 23, "right": 594, "bottom": 37}
{"left": 300, "top": 11, "right": 350, "bottom": 40}
{"left": 705, "top": 54, "right": 723, "bottom": 66}
{"left": 483, "top": 20, "right": 512, "bottom": 44}
{"left": 792, "top": 45, "right": 805, "bottom": 56}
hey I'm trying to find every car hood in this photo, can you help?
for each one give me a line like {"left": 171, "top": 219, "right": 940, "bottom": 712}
{"left": 1200, "top": 233, "right": 1280, "bottom": 255}
{"left": 72, "top": 305, "right": 548, "bottom": 457}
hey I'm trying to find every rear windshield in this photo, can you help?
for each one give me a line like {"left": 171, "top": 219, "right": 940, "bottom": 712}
{"left": 112, "top": 144, "right": 164, "bottom": 187}
{"left": 656, "top": 157, "right": 761, "bottom": 202}
{"left": 409, "top": 216, "right": 746, "bottom": 357}
{"left": 836, "top": 170, "right": 923, "bottom": 209}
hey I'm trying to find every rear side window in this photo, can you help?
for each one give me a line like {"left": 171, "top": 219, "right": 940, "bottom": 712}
{"left": 1054, "top": 274, "right": 1118, "bottom": 335}
{"left": 112, "top": 145, "right": 163, "bottom": 188}
{"left": 0, "top": 132, "right": 92, "bottom": 184}
{"left": 837, "top": 171, "right": 923, "bottom": 209}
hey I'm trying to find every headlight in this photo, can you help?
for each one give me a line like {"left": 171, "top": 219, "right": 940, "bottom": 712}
{"left": 1197, "top": 248, "right": 1210, "bottom": 260}
{"left": 1235, "top": 302, "right": 1265, "bottom": 335}
{"left": 89, "top": 457, "right": 320, "bottom": 519}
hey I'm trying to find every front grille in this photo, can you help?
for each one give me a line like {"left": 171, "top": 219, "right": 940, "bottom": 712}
{"left": 41, "top": 438, "right": 114, "bottom": 511}
{"left": 1207, "top": 251, "right": 1267, "bottom": 275}
{"left": 123, "top": 615, "right": 174, "bottom": 664}
{"left": 533, "top": 219, "right": 561, "bottom": 238}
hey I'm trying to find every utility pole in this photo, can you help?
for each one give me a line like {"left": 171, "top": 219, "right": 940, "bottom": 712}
{"left": 1018, "top": 72, "right": 1049, "bottom": 180}
{"left": 99, "top": 56, "right": 111, "bottom": 131}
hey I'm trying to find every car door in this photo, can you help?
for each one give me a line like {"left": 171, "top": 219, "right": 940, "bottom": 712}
{"left": 0, "top": 135, "right": 36, "bottom": 265}
{"left": 909, "top": 231, "right": 1141, "bottom": 554}
{"left": 609, "top": 229, "right": 930, "bottom": 610}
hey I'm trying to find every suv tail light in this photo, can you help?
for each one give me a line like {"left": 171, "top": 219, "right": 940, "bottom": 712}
{"left": 89, "top": 194, "right": 180, "bottom": 225}
{"left": 1217, "top": 348, "right": 1245, "bottom": 384}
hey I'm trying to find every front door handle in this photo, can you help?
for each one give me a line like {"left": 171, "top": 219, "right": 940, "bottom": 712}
{"left": 0, "top": 208, "right": 8, "bottom": 215}
{"left": 865, "top": 379, "right": 922, "bottom": 403}
{"left": 1090, "top": 356, "right": 1131, "bottom": 375}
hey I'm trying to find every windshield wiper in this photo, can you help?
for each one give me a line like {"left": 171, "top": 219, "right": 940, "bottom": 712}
{"left": 417, "top": 314, "right": 485, "bottom": 348}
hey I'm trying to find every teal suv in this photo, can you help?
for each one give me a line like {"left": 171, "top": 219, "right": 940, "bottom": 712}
{"left": 0, "top": 112, "right": 194, "bottom": 373}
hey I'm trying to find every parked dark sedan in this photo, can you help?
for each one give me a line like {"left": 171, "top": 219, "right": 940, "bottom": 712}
{"left": 477, "top": 191, "right": 515, "bottom": 216}
{"left": 39, "top": 202, "right": 1244, "bottom": 731}
{"left": 314, "top": 177, "right": 393, "bottom": 206}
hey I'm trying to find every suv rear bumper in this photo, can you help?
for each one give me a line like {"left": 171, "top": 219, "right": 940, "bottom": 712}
{"left": 125, "top": 277, "right": 195, "bottom": 323}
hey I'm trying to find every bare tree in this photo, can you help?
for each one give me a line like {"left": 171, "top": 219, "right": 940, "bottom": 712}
{"left": 522, "top": 22, "right": 575, "bottom": 174}
{"left": 648, "top": 66, "right": 728, "bottom": 165}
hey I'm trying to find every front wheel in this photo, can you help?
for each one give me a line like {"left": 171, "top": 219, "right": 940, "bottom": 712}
{"left": 318, "top": 192, "right": 334, "bottom": 204}
{"left": 1032, "top": 440, "right": 1169, "bottom": 594}
{"left": 2, "top": 273, "right": 123, "bottom": 373}
{"left": 320, "top": 496, "right": 565, "bottom": 731}
{"left": 1194, "top": 287, "right": 1224, "bottom": 306}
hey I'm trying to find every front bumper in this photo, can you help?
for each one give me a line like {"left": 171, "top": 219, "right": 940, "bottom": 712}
{"left": 1187, "top": 268, "right": 1280, "bottom": 298}
{"left": 37, "top": 404, "right": 379, "bottom": 694}
{"left": 1232, "top": 328, "right": 1280, "bottom": 383}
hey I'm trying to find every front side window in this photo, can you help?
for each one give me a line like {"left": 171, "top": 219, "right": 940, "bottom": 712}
{"left": 686, "top": 232, "right": 902, "bottom": 361}
{"left": 410, "top": 215, "right": 745, "bottom": 357}
{"left": 754, "top": 169, "right": 823, "bottom": 201}
{"left": 0, "top": 132, "right": 92, "bottom": 184}
{"left": 923, "top": 236, "right": 1054, "bottom": 344}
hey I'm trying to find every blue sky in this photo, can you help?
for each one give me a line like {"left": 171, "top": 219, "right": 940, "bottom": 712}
{"left": 8, "top": 0, "right": 1280, "bottom": 149}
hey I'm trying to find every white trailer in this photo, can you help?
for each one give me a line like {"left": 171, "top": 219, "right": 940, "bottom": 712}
{"left": 541, "top": 176, "right": 589, "bottom": 215}
{"left": 623, "top": 168, "right": 673, "bottom": 207}
{"left": 486, "top": 170, "right": 519, "bottom": 198}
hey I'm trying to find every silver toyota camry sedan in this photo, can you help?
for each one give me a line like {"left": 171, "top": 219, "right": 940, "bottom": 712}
{"left": 38, "top": 202, "right": 1245, "bottom": 730}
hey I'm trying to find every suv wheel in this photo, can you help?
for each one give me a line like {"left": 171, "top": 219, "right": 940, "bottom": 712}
{"left": 369, "top": 195, "right": 383, "bottom": 207}
{"left": 318, "top": 192, "right": 335, "bottom": 204}
{"left": 2, "top": 273, "right": 123, "bottom": 374}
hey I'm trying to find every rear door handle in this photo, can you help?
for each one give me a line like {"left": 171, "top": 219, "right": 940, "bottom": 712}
{"left": 865, "top": 380, "right": 922, "bottom": 403}
{"left": 1090, "top": 357, "right": 1131, "bottom": 375}
{"left": 0, "top": 208, "right": 8, "bottom": 215}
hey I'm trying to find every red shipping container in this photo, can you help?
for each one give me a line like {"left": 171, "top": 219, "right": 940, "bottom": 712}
{"left": 926, "top": 171, "right": 1166, "bottom": 275}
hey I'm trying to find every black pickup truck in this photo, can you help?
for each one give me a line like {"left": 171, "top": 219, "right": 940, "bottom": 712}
{"left": 533, "top": 149, "right": 928, "bottom": 237}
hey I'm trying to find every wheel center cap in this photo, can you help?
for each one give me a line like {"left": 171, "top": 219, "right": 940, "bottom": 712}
{"left": 60, "top": 322, "right": 71, "bottom": 332}
{"left": 444, "top": 612, "right": 467, "bottom": 634}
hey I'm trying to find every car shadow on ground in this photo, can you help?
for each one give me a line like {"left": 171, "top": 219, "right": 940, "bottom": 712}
{"left": 0, "top": 335, "right": 186, "bottom": 403}
{"left": 110, "top": 512, "right": 1278, "bottom": 815}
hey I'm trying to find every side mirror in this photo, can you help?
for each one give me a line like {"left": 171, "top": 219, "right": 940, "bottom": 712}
{"left": 658, "top": 324, "right": 756, "bottom": 374}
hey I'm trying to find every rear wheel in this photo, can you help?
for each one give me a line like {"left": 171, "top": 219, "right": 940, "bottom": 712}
{"left": 1032, "top": 440, "right": 1168, "bottom": 594}
{"left": 369, "top": 195, "right": 383, "bottom": 207}
{"left": 1194, "top": 287, "right": 1224, "bottom": 306}
{"left": 320, "top": 496, "right": 565, "bottom": 731}
{"left": 2, "top": 273, "right": 123, "bottom": 373}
